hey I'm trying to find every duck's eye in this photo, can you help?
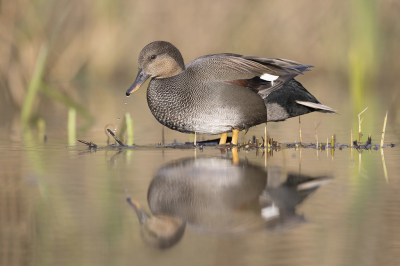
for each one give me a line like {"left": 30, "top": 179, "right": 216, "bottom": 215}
{"left": 150, "top": 55, "right": 157, "bottom": 60}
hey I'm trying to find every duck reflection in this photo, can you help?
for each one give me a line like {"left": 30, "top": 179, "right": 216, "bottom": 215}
{"left": 261, "top": 166, "right": 332, "bottom": 230}
{"left": 128, "top": 157, "right": 332, "bottom": 249}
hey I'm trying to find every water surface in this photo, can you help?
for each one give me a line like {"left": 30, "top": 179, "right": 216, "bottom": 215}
{"left": 1, "top": 125, "right": 399, "bottom": 266}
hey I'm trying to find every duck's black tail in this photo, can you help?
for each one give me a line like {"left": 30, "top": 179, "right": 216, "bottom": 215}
{"left": 264, "top": 79, "right": 336, "bottom": 122}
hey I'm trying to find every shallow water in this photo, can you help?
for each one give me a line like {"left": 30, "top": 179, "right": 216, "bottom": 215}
{"left": 1, "top": 121, "right": 400, "bottom": 266}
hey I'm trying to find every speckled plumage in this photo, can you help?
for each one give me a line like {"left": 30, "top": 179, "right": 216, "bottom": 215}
{"left": 147, "top": 73, "right": 267, "bottom": 134}
{"left": 127, "top": 41, "right": 336, "bottom": 135}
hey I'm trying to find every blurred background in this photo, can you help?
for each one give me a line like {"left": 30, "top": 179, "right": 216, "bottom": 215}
{"left": 2, "top": 1, "right": 400, "bottom": 266}
{"left": 1, "top": 0, "right": 400, "bottom": 144}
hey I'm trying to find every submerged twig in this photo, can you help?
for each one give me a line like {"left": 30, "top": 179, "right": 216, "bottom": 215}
{"left": 353, "top": 140, "right": 361, "bottom": 152}
{"left": 107, "top": 129, "right": 126, "bottom": 146}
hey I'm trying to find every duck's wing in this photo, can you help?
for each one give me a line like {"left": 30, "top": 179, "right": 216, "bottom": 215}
{"left": 187, "top": 53, "right": 313, "bottom": 99}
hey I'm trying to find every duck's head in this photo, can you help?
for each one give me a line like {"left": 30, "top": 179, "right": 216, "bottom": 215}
{"left": 126, "top": 41, "right": 185, "bottom": 96}
{"left": 127, "top": 197, "right": 186, "bottom": 249}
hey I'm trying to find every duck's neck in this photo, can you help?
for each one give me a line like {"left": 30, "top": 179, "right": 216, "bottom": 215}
{"left": 168, "top": 64, "right": 185, "bottom": 77}
{"left": 157, "top": 60, "right": 185, "bottom": 79}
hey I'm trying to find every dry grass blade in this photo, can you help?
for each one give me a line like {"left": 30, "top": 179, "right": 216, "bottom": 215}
{"left": 358, "top": 107, "right": 368, "bottom": 142}
{"left": 380, "top": 111, "right": 388, "bottom": 148}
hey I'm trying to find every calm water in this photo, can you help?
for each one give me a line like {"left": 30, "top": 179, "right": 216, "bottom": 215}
{"left": 1, "top": 120, "right": 400, "bottom": 266}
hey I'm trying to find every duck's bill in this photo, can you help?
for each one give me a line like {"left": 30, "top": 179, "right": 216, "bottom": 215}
{"left": 126, "top": 197, "right": 149, "bottom": 224}
{"left": 126, "top": 70, "right": 150, "bottom": 96}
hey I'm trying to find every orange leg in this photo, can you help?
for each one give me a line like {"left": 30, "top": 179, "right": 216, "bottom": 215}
{"left": 231, "top": 128, "right": 239, "bottom": 145}
{"left": 219, "top": 133, "right": 228, "bottom": 145}
{"left": 232, "top": 147, "right": 239, "bottom": 164}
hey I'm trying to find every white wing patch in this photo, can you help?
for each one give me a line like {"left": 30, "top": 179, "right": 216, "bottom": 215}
{"left": 260, "top": 73, "right": 279, "bottom": 81}
{"left": 297, "top": 179, "right": 332, "bottom": 190}
{"left": 261, "top": 203, "right": 280, "bottom": 220}
{"left": 296, "top": 101, "right": 337, "bottom": 112}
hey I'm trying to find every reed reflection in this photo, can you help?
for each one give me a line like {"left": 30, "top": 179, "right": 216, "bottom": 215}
{"left": 128, "top": 157, "right": 332, "bottom": 249}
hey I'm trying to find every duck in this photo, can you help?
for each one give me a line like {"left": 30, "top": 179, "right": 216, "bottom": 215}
{"left": 126, "top": 41, "right": 336, "bottom": 145}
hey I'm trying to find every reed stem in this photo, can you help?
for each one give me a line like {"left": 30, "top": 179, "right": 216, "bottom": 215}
{"left": 68, "top": 108, "right": 76, "bottom": 146}
{"left": 125, "top": 113, "right": 134, "bottom": 145}
{"left": 21, "top": 44, "right": 48, "bottom": 125}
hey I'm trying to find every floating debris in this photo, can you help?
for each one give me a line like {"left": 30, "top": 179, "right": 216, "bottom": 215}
{"left": 77, "top": 139, "right": 98, "bottom": 148}
{"left": 107, "top": 129, "right": 126, "bottom": 146}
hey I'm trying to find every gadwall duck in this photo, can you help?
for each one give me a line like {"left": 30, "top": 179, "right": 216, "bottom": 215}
{"left": 126, "top": 41, "right": 336, "bottom": 144}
